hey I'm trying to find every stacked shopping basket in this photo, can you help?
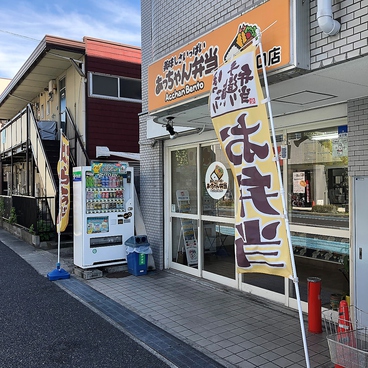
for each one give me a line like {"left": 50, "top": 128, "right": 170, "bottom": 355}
{"left": 323, "top": 303, "right": 368, "bottom": 367}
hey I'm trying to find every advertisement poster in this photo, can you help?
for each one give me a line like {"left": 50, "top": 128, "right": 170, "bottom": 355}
{"left": 87, "top": 216, "right": 109, "bottom": 234}
{"left": 332, "top": 137, "right": 348, "bottom": 157}
{"left": 293, "top": 172, "right": 306, "bottom": 194}
{"left": 292, "top": 171, "right": 311, "bottom": 208}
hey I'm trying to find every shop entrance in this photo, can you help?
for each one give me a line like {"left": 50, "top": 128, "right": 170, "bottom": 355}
{"left": 169, "top": 143, "right": 236, "bottom": 282}
{"left": 167, "top": 123, "right": 350, "bottom": 310}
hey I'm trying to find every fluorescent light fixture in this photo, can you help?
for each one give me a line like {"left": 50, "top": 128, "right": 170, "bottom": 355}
{"left": 311, "top": 133, "right": 339, "bottom": 141}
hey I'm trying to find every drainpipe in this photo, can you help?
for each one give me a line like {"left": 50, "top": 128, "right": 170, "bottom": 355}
{"left": 317, "top": 0, "right": 340, "bottom": 36}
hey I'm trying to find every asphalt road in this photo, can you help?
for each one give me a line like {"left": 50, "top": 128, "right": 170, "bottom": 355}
{"left": 0, "top": 241, "right": 170, "bottom": 368}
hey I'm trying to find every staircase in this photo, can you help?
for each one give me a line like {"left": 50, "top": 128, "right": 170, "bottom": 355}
{"left": 42, "top": 140, "right": 59, "bottom": 184}
{"left": 42, "top": 139, "right": 74, "bottom": 242}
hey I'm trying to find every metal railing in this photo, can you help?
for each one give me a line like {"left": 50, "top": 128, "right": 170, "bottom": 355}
{"left": 28, "top": 105, "right": 57, "bottom": 223}
{"left": 0, "top": 104, "right": 89, "bottom": 231}
{"left": 64, "top": 107, "right": 89, "bottom": 167}
{"left": 0, "top": 195, "right": 55, "bottom": 240}
{"left": 0, "top": 106, "right": 57, "bottom": 224}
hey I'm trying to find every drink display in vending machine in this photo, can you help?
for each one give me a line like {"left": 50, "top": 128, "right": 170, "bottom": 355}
{"left": 73, "top": 161, "right": 134, "bottom": 269}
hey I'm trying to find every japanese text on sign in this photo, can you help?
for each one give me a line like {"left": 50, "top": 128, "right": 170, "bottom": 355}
{"left": 219, "top": 112, "right": 285, "bottom": 270}
{"left": 57, "top": 134, "right": 70, "bottom": 232}
{"left": 210, "top": 44, "right": 292, "bottom": 277}
{"left": 210, "top": 51, "right": 258, "bottom": 117}
{"left": 155, "top": 44, "right": 219, "bottom": 103}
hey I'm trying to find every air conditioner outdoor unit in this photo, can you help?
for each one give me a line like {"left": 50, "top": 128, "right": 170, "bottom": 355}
{"left": 48, "top": 80, "right": 56, "bottom": 94}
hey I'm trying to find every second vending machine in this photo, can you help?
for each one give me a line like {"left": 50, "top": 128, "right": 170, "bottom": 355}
{"left": 73, "top": 161, "right": 134, "bottom": 269}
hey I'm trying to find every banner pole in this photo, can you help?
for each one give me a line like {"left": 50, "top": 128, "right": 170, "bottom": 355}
{"left": 47, "top": 128, "right": 70, "bottom": 281}
{"left": 57, "top": 128, "right": 62, "bottom": 267}
{"left": 255, "top": 33, "right": 311, "bottom": 368}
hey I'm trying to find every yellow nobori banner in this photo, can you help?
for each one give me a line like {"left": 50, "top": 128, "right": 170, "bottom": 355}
{"left": 209, "top": 42, "right": 292, "bottom": 278}
{"left": 57, "top": 133, "right": 70, "bottom": 233}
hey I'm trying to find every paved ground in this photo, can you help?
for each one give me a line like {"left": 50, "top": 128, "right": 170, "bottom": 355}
{"left": 0, "top": 228, "right": 334, "bottom": 367}
{"left": 0, "top": 240, "right": 170, "bottom": 368}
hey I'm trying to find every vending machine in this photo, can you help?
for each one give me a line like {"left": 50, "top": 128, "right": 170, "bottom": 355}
{"left": 73, "top": 161, "right": 134, "bottom": 269}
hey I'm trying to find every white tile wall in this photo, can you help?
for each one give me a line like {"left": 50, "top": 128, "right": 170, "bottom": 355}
{"left": 141, "top": 0, "right": 368, "bottom": 268}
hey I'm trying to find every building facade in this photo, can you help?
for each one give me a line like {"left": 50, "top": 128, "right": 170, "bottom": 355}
{"left": 0, "top": 36, "right": 141, "bottom": 236}
{"left": 140, "top": 0, "right": 368, "bottom": 314}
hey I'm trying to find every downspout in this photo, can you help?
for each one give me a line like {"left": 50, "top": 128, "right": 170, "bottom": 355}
{"left": 317, "top": 0, "right": 340, "bottom": 36}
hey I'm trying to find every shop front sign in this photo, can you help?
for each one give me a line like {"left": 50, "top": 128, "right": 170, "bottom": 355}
{"left": 148, "top": 0, "right": 309, "bottom": 113}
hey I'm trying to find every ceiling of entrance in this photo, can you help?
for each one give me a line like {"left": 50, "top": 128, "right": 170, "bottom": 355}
{"left": 152, "top": 56, "right": 368, "bottom": 130}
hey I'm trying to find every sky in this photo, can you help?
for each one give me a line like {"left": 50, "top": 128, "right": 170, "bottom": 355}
{"left": 0, "top": 0, "right": 141, "bottom": 79}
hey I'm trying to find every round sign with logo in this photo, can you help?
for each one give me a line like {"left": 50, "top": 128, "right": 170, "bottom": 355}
{"left": 205, "top": 162, "right": 229, "bottom": 200}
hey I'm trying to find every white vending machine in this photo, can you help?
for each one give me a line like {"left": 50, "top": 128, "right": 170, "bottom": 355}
{"left": 73, "top": 161, "right": 134, "bottom": 269}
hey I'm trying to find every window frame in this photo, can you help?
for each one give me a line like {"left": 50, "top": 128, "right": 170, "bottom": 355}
{"left": 88, "top": 72, "right": 142, "bottom": 104}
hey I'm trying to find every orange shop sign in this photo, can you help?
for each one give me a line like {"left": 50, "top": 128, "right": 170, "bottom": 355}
{"left": 148, "top": 0, "right": 306, "bottom": 113}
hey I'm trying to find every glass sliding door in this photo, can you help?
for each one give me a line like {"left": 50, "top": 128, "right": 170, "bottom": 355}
{"left": 201, "top": 144, "right": 236, "bottom": 279}
{"left": 171, "top": 147, "right": 198, "bottom": 268}
{"left": 202, "top": 220, "right": 235, "bottom": 279}
{"left": 170, "top": 142, "right": 237, "bottom": 281}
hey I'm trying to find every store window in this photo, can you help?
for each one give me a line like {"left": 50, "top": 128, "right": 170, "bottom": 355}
{"left": 287, "top": 126, "right": 349, "bottom": 304}
{"left": 288, "top": 126, "right": 348, "bottom": 228}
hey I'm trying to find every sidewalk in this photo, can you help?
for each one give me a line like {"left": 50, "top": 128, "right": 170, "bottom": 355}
{"left": 0, "top": 228, "right": 333, "bottom": 368}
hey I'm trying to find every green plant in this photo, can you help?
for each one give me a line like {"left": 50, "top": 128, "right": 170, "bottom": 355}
{"left": 8, "top": 207, "right": 17, "bottom": 224}
{"left": 29, "top": 224, "right": 35, "bottom": 235}
{"left": 36, "top": 220, "right": 54, "bottom": 241}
